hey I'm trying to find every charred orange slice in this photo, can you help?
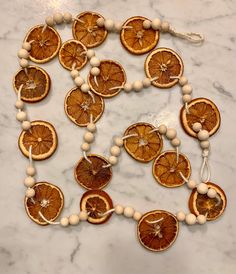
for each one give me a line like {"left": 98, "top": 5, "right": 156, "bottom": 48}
{"left": 24, "top": 24, "right": 61, "bottom": 63}
{"left": 80, "top": 189, "right": 113, "bottom": 224}
{"left": 120, "top": 16, "right": 159, "bottom": 55}
{"left": 145, "top": 48, "right": 184, "bottom": 88}
{"left": 123, "top": 122, "right": 163, "bottom": 162}
{"left": 72, "top": 11, "right": 107, "bottom": 48}
{"left": 189, "top": 182, "right": 227, "bottom": 221}
{"left": 24, "top": 182, "right": 64, "bottom": 225}
{"left": 137, "top": 210, "right": 179, "bottom": 252}
{"left": 18, "top": 120, "right": 57, "bottom": 160}
{"left": 13, "top": 66, "right": 50, "bottom": 103}
{"left": 180, "top": 98, "right": 221, "bottom": 138}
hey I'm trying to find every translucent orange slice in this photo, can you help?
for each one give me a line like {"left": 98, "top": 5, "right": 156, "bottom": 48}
{"left": 13, "top": 66, "right": 50, "bottom": 103}
{"left": 180, "top": 98, "right": 221, "bottom": 138}
{"left": 152, "top": 151, "right": 191, "bottom": 188}
{"left": 145, "top": 48, "right": 184, "bottom": 88}
{"left": 18, "top": 120, "right": 57, "bottom": 160}
{"left": 88, "top": 60, "right": 126, "bottom": 98}
{"left": 74, "top": 155, "right": 112, "bottom": 190}
{"left": 64, "top": 87, "right": 104, "bottom": 126}
{"left": 137, "top": 210, "right": 179, "bottom": 252}
{"left": 24, "top": 182, "right": 64, "bottom": 225}
{"left": 120, "top": 16, "right": 159, "bottom": 55}
{"left": 80, "top": 189, "right": 113, "bottom": 224}
{"left": 189, "top": 182, "right": 227, "bottom": 221}
{"left": 72, "top": 11, "right": 107, "bottom": 48}
{"left": 59, "top": 39, "right": 88, "bottom": 70}
{"left": 24, "top": 24, "right": 61, "bottom": 63}
{"left": 123, "top": 122, "right": 163, "bottom": 162}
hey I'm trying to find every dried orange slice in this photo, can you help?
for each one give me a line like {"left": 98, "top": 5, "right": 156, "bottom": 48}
{"left": 145, "top": 48, "right": 184, "bottom": 88}
{"left": 13, "top": 66, "right": 50, "bottom": 103}
{"left": 24, "top": 24, "right": 61, "bottom": 63}
{"left": 64, "top": 87, "right": 104, "bottom": 126}
{"left": 137, "top": 210, "right": 179, "bottom": 252}
{"left": 59, "top": 39, "right": 88, "bottom": 70}
{"left": 25, "top": 182, "right": 64, "bottom": 225}
{"left": 72, "top": 11, "right": 107, "bottom": 48}
{"left": 189, "top": 182, "right": 227, "bottom": 221}
{"left": 18, "top": 120, "right": 57, "bottom": 160}
{"left": 123, "top": 122, "right": 163, "bottom": 162}
{"left": 152, "top": 151, "right": 191, "bottom": 188}
{"left": 120, "top": 16, "right": 159, "bottom": 55}
{"left": 75, "top": 155, "right": 112, "bottom": 190}
{"left": 88, "top": 60, "right": 126, "bottom": 98}
{"left": 180, "top": 98, "right": 221, "bottom": 138}
{"left": 80, "top": 189, "right": 113, "bottom": 224}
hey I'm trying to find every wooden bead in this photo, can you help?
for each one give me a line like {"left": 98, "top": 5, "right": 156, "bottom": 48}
{"left": 197, "top": 130, "right": 209, "bottom": 141}
{"left": 60, "top": 217, "right": 69, "bottom": 227}
{"left": 74, "top": 76, "right": 84, "bottom": 86}
{"left": 19, "top": 58, "right": 29, "bottom": 68}
{"left": 22, "top": 42, "right": 31, "bottom": 51}
{"left": 24, "top": 176, "right": 35, "bottom": 188}
{"left": 18, "top": 49, "right": 29, "bottom": 59}
{"left": 158, "top": 124, "right": 167, "bottom": 134}
{"left": 161, "top": 21, "right": 170, "bottom": 32}
{"left": 81, "top": 142, "right": 90, "bottom": 151}
{"left": 176, "top": 211, "right": 186, "bottom": 221}
{"left": 96, "top": 18, "right": 105, "bottom": 27}
{"left": 53, "top": 12, "right": 63, "bottom": 24}
{"left": 123, "top": 83, "right": 132, "bottom": 93}
{"left": 69, "top": 214, "right": 80, "bottom": 225}
{"left": 179, "top": 76, "right": 188, "bottom": 86}
{"left": 79, "top": 211, "right": 88, "bottom": 221}
{"left": 142, "top": 78, "right": 151, "bottom": 88}
{"left": 104, "top": 19, "right": 114, "bottom": 31}
{"left": 83, "top": 132, "right": 94, "bottom": 143}
{"left": 25, "top": 188, "right": 35, "bottom": 198}
{"left": 171, "top": 138, "right": 181, "bottom": 147}
{"left": 71, "top": 70, "right": 80, "bottom": 79}
{"left": 182, "top": 84, "right": 192, "bottom": 94}
{"left": 109, "top": 156, "right": 118, "bottom": 165}
{"left": 87, "top": 123, "right": 96, "bottom": 132}
{"left": 166, "top": 128, "right": 177, "bottom": 140}
{"left": 110, "top": 146, "right": 121, "bottom": 156}
{"left": 86, "top": 49, "right": 95, "bottom": 59}
{"left": 114, "top": 205, "right": 124, "bottom": 215}
{"left": 123, "top": 206, "right": 135, "bottom": 218}
{"left": 200, "top": 140, "right": 210, "bottom": 149}
{"left": 26, "top": 166, "right": 36, "bottom": 176}
{"left": 45, "top": 16, "right": 54, "bottom": 26}
{"left": 192, "top": 122, "right": 202, "bottom": 132}
{"left": 182, "top": 94, "right": 192, "bottom": 103}
{"left": 22, "top": 121, "right": 31, "bottom": 130}
{"left": 133, "top": 211, "right": 142, "bottom": 221}
{"left": 197, "top": 183, "right": 208, "bottom": 194}
{"left": 197, "top": 214, "right": 207, "bottom": 224}
{"left": 81, "top": 83, "right": 90, "bottom": 92}
{"left": 143, "top": 20, "right": 151, "bottom": 29}
{"left": 132, "top": 80, "right": 143, "bottom": 92}
{"left": 63, "top": 12, "right": 72, "bottom": 23}
{"left": 15, "top": 100, "right": 24, "bottom": 109}
{"left": 185, "top": 213, "right": 197, "bottom": 225}
{"left": 114, "top": 137, "right": 123, "bottom": 147}
{"left": 114, "top": 22, "right": 123, "bottom": 32}
{"left": 90, "top": 57, "right": 100, "bottom": 67}
{"left": 207, "top": 188, "right": 217, "bottom": 198}
{"left": 90, "top": 67, "right": 100, "bottom": 76}
{"left": 187, "top": 180, "right": 197, "bottom": 189}
{"left": 16, "top": 111, "right": 27, "bottom": 121}
{"left": 151, "top": 18, "right": 161, "bottom": 30}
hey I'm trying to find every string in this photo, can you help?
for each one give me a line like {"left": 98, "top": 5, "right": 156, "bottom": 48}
{"left": 179, "top": 171, "right": 189, "bottom": 183}
{"left": 146, "top": 217, "right": 164, "bottom": 224}
{"left": 122, "top": 133, "right": 138, "bottom": 140}
{"left": 176, "top": 146, "right": 179, "bottom": 164}
{"left": 168, "top": 27, "right": 204, "bottom": 44}
{"left": 200, "top": 150, "right": 211, "bottom": 183}
{"left": 17, "top": 84, "right": 24, "bottom": 102}
{"left": 83, "top": 151, "right": 92, "bottom": 164}
{"left": 41, "top": 24, "right": 47, "bottom": 33}
{"left": 38, "top": 212, "right": 60, "bottom": 225}
{"left": 98, "top": 208, "right": 115, "bottom": 216}
{"left": 29, "top": 145, "right": 33, "bottom": 166}
{"left": 88, "top": 90, "right": 95, "bottom": 103}
{"left": 73, "top": 18, "right": 85, "bottom": 24}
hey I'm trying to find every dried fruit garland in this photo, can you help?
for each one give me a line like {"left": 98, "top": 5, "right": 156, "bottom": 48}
{"left": 13, "top": 11, "right": 227, "bottom": 252}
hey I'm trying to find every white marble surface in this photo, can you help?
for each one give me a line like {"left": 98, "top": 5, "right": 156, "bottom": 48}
{"left": 0, "top": 0, "right": 236, "bottom": 273}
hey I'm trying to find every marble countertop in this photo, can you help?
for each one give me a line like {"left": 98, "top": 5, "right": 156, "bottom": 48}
{"left": 0, "top": 0, "right": 236, "bottom": 273}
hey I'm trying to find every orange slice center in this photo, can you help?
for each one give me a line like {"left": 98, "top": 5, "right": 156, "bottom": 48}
{"left": 40, "top": 199, "right": 50, "bottom": 208}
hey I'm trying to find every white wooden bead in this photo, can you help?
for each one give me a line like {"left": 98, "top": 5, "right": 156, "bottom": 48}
{"left": 22, "top": 42, "right": 31, "bottom": 51}
{"left": 114, "top": 22, "right": 123, "bottom": 32}
{"left": 200, "top": 140, "right": 210, "bottom": 149}
{"left": 161, "top": 21, "right": 170, "bottom": 32}
{"left": 143, "top": 20, "right": 151, "bottom": 29}
{"left": 81, "top": 142, "right": 90, "bottom": 151}
{"left": 16, "top": 111, "right": 27, "bottom": 121}
{"left": 87, "top": 123, "right": 96, "bottom": 132}
{"left": 79, "top": 211, "right": 88, "bottom": 221}
{"left": 182, "top": 94, "right": 192, "bottom": 103}
{"left": 114, "top": 137, "right": 123, "bottom": 147}
{"left": 133, "top": 211, "right": 142, "bottom": 221}
{"left": 26, "top": 166, "right": 36, "bottom": 176}
{"left": 74, "top": 76, "right": 84, "bottom": 86}
{"left": 182, "top": 84, "right": 192, "bottom": 94}
{"left": 151, "top": 18, "right": 161, "bottom": 30}
{"left": 185, "top": 213, "right": 197, "bottom": 225}
{"left": 110, "top": 146, "right": 121, "bottom": 156}
{"left": 63, "top": 12, "right": 72, "bottom": 23}
{"left": 197, "top": 214, "right": 207, "bottom": 225}
{"left": 15, "top": 100, "right": 24, "bottom": 109}
{"left": 24, "top": 176, "right": 35, "bottom": 188}
{"left": 187, "top": 180, "right": 197, "bottom": 189}
{"left": 60, "top": 217, "right": 69, "bottom": 227}
{"left": 176, "top": 211, "right": 186, "bottom": 221}
{"left": 86, "top": 49, "right": 95, "bottom": 59}
{"left": 18, "top": 49, "right": 29, "bottom": 59}
{"left": 207, "top": 188, "right": 217, "bottom": 198}
{"left": 142, "top": 78, "right": 151, "bottom": 88}
{"left": 22, "top": 121, "right": 31, "bottom": 130}
{"left": 69, "top": 214, "right": 80, "bottom": 225}
{"left": 114, "top": 205, "right": 124, "bottom": 215}
{"left": 197, "top": 130, "right": 209, "bottom": 141}
{"left": 25, "top": 188, "right": 35, "bottom": 198}
{"left": 123, "top": 83, "right": 132, "bottom": 93}
{"left": 166, "top": 128, "right": 177, "bottom": 140}
{"left": 158, "top": 124, "right": 167, "bottom": 135}
{"left": 192, "top": 122, "right": 202, "bottom": 132}
{"left": 123, "top": 206, "right": 135, "bottom": 218}
{"left": 179, "top": 76, "right": 188, "bottom": 86}
{"left": 109, "top": 156, "right": 118, "bottom": 165}
{"left": 83, "top": 132, "right": 94, "bottom": 143}
{"left": 90, "top": 57, "right": 100, "bottom": 67}
{"left": 96, "top": 18, "right": 105, "bottom": 27}
{"left": 81, "top": 83, "right": 90, "bottom": 93}
{"left": 71, "top": 69, "right": 80, "bottom": 79}
{"left": 132, "top": 80, "right": 143, "bottom": 92}
{"left": 19, "top": 58, "right": 29, "bottom": 68}
{"left": 104, "top": 19, "right": 114, "bottom": 31}
{"left": 90, "top": 67, "right": 100, "bottom": 76}
{"left": 171, "top": 138, "right": 181, "bottom": 147}
{"left": 53, "top": 12, "right": 63, "bottom": 24}
{"left": 45, "top": 16, "right": 54, "bottom": 26}
{"left": 197, "top": 183, "right": 208, "bottom": 194}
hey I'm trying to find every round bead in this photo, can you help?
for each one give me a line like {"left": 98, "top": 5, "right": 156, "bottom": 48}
{"left": 53, "top": 12, "right": 63, "bottom": 24}
{"left": 24, "top": 176, "right": 35, "bottom": 188}
{"left": 90, "top": 57, "right": 100, "bottom": 67}
{"left": 200, "top": 140, "right": 210, "bottom": 149}
{"left": 15, "top": 100, "right": 24, "bottom": 109}
{"left": 197, "top": 214, "right": 207, "bottom": 225}
{"left": 132, "top": 80, "right": 143, "bottom": 92}
{"left": 90, "top": 67, "right": 100, "bottom": 76}
{"left": 81, "top": 142, "right": 90, "bottom": 152}
{"left": 187, "top": 179, "right": 197, "bottom": 189}
{"left": 114, "top": 137, "right": 123, "bottom": 147}
{"left": 151, "top": 18, "right": 161, "bottom": 30}
{"left": 207, "top": 188, "right": 217, "bottom": 198}
{"left": 182, "top": 94, "right": 192, "bottom": 103}
{"left": 108, "top": 156, "right": 118, "bottom": 165}
{"left": 63, "top": 12, "right": 72, "bottom": 23}
{"left": 26, "top": 166, "right": 36, "bottom": 176}
{"left": 176, "top": 211, "right": 186, "bottom": 222}
{"left": 96, "top": 18, "right": 105, "bottom": 27}
{"left": 161, "top": 21, "right": 170, "bottom": 32}
{"left": 143, "top": 20, "right": 151, "bottom": 29}
{"left": 192, "top": 122, "right": 202, "bottom": 133}
{"left": 197, "top": 130, "right": 209, "bottom": 141}
{"left": 104, "top": 19, "right": 114, "bottom": 31}
{"left": 83, "top": 132, "right": 94, "bottom": 143}
{"left": 171, "top": 137, "right": 181, "bottom": 147}
{"left": 114, "top": 205, "right": 124, "bottom": 215}
{"left": 179, "top": 76, "right": 188, "bottom": 86}
{"left": 71, "top": 69, "right": 80, "bottom": 79}
{"left": 114, "top": 22, "right": 122, "bottom": 32}
{"left": 182, "top": 84, "right": 192, "bottom": 95}
{"left": 142, "top": 78, "right": 151, "bottom": 88}
{"left": 81, "top": 83, "right": 90, "bottom": 93}
{"left": 69, "top": 214, "right": 80, "bottom": 225}
{"left": 16, "top": 111, "right": 27, "bottom": 122}
{"left": 86, "top": 49, "right": 95, "bottom": 59}
{"left": 166, "top": 128, "right": 177, "bottom": 140}
{"left": 74, "top": 76, "right": 84, "bottom": 86}
{"left": 185, "top": 213, "right": 197, "bottom": 225}
{"left": 87, "top": 123, "right": 96, "bottom": 132}
{"left": 45, "top": 16, "right": 54, "bottom": 26}
{"left": 19, "top": 58, "right": 29, "bottom": 68}
{"left": 110, "top": 146, "right": 121, "bottom": 156}
{"left": 123, "top": 83, "right": 132, "bottom": 93}
{"left": 79, "top": 211, "right": 88, "bottom": 221}
{"left": 197, "top": 183, "right": 208, "bottom": 194}
{"left": 123, "top": 206, "right": 135, "bottom": 218}
{"left": 133, "top": 211, "right": 142, "bottom": 221}
{"left": 60, "top": 217, "right": 69, "bottom": 227}
{"left": 25, "top": 188, "right": 35, "bottom": 198}
{"left": 158, "top": 124, "right": 167, "bottom": 135}
{"left": 17, "top": 49, "right": 29, "bottom": 59}
{"left": 22, "top": 42, "right": 31, "bottom": 51}
{"left": 21, "top": 121, "right": 31, "bottom": 130}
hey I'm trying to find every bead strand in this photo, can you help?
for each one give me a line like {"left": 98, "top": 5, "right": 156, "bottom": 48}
{"left": 176, "top": 211, "right": 207, "bottom": 225}
{"left": 45, "top": 12, "right": 73, "bottom": 27}
{"left": 106, "top": 137, "right": 124, "bottom": 166}
{"left": 25, "top": 146, "right": 36, "bottom": 198}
